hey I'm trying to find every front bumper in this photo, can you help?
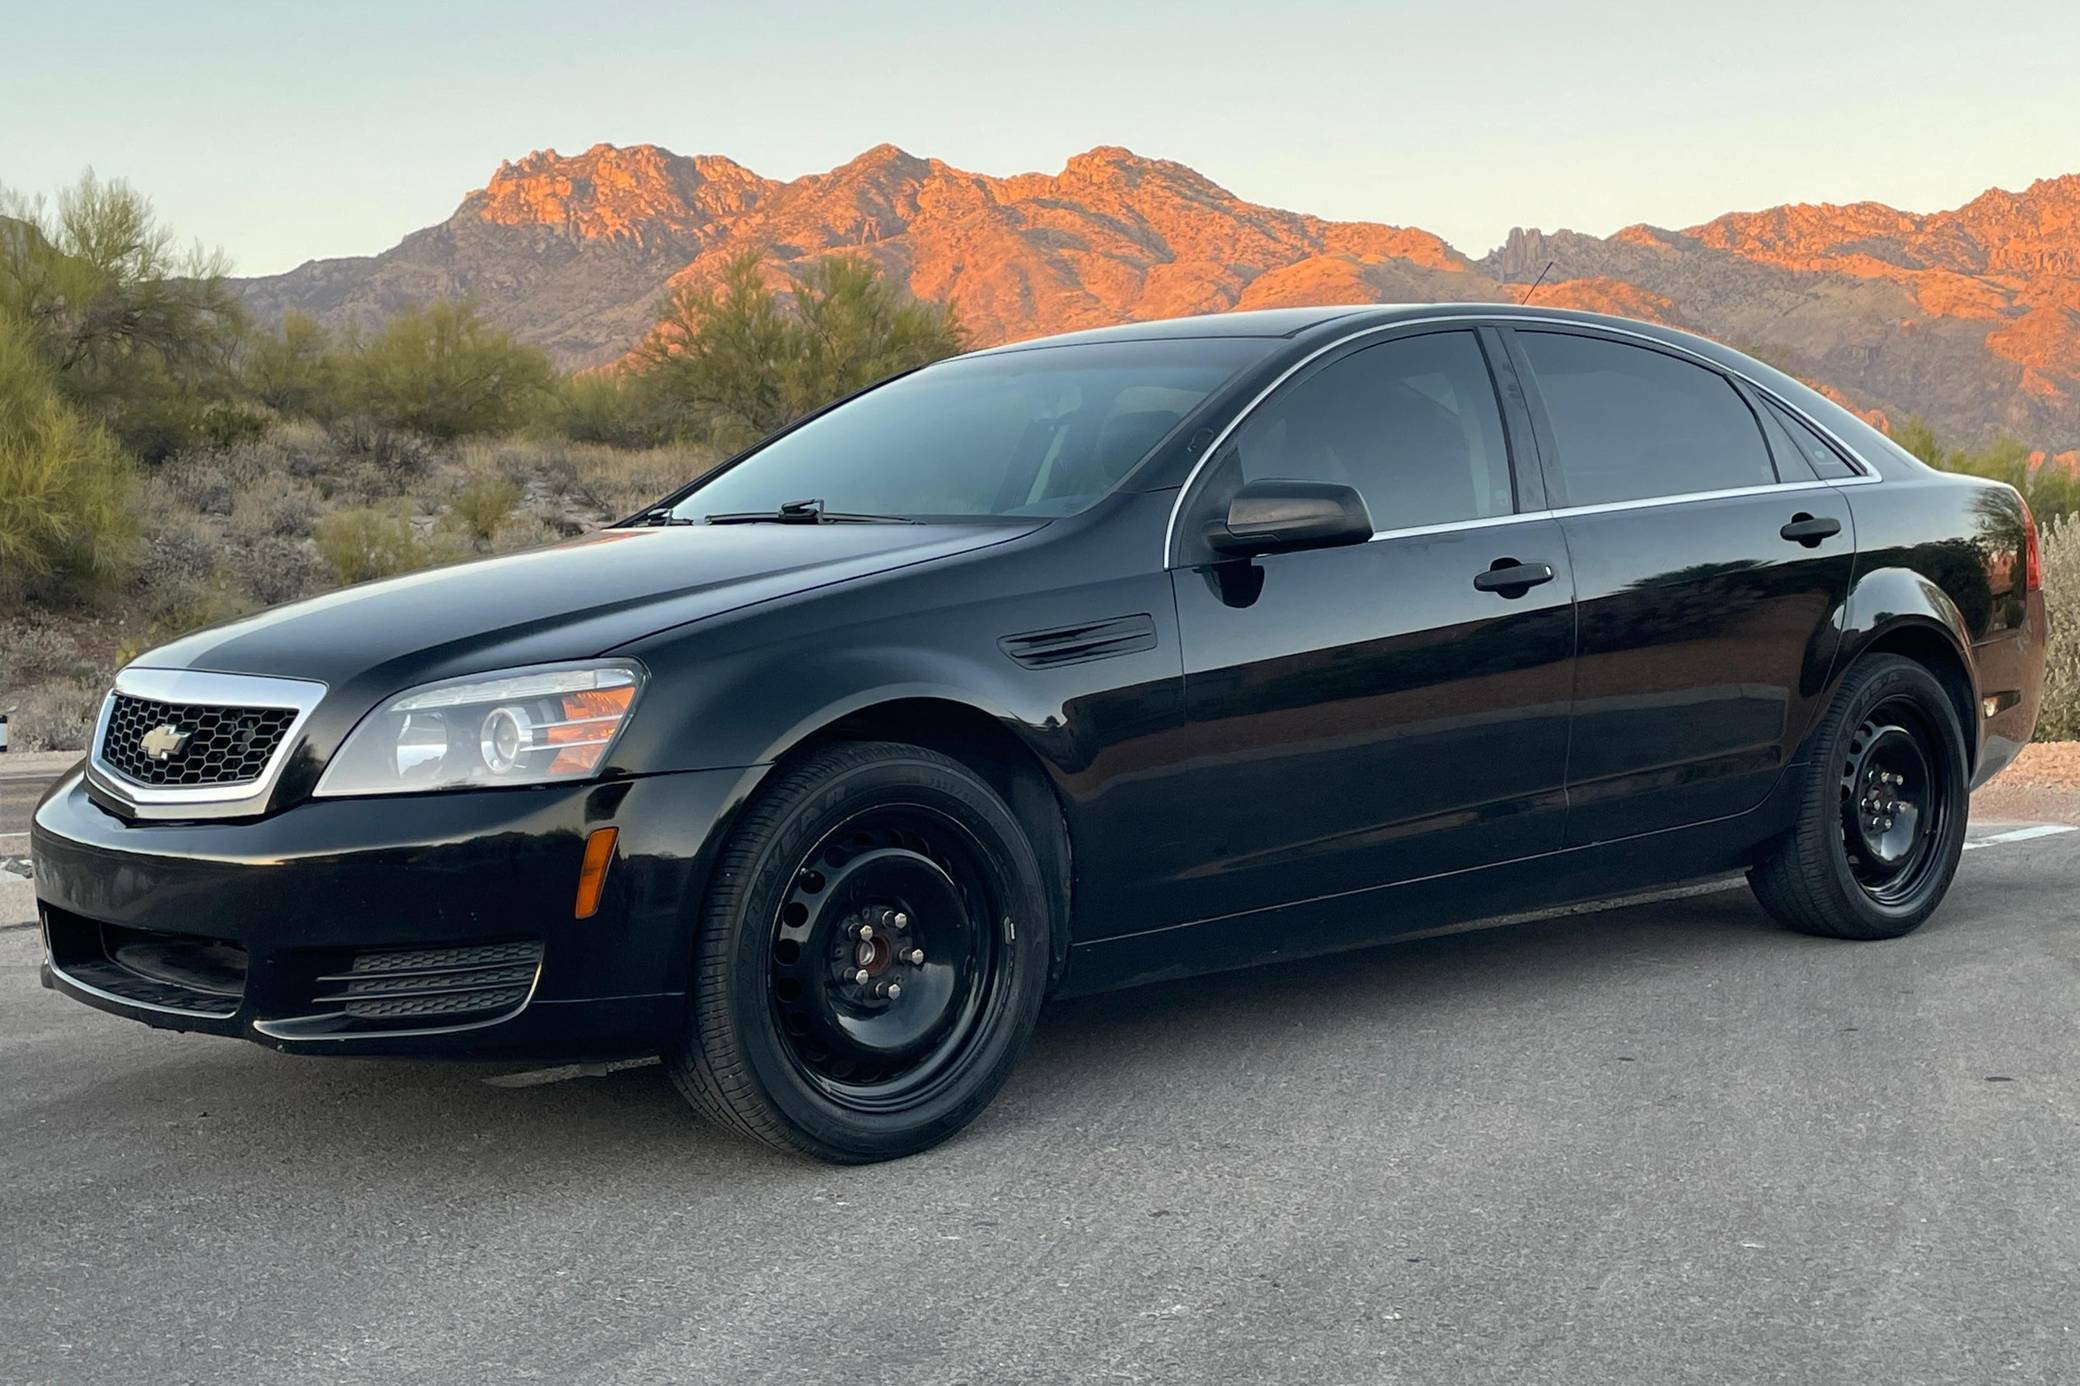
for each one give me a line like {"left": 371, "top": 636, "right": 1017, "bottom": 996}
{"left": 30, "top": 764, "right": 763, "bottom": 1059}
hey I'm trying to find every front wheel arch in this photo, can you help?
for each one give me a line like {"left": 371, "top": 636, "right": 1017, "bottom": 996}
{"left": 767, "top": 697, "right": 1074, "bottom": 988}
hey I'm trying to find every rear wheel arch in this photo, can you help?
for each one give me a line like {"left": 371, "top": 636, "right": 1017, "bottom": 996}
{"left": 1850, "top": 620, "right": 1978, "bottom": 776}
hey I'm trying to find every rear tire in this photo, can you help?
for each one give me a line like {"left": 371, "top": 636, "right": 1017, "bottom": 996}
{"left": 667, "top": 741, "right": 1051, "bottom": 1162}
{"left": 1748, "top": 654, "right": 1969, "bottom": 940}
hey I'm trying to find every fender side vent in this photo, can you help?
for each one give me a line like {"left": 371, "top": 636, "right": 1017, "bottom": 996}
{"left": 999, "top": 614, "right": 1158, "bottom": 669}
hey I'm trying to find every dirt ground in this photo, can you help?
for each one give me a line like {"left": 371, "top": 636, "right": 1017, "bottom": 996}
{"left": 1973, "top": 742, "right": 2080, "bottom": 824}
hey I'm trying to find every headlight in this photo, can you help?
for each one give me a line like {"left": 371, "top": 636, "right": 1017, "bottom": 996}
{"left": 314, "top": 661, "right": 645, "bottom": 797}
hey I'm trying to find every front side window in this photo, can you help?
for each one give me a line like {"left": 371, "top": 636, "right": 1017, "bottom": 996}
{"left": 669, "top": 338, "right": 1273, "bottom": 522}
{"left": 1517, "top": 331, "right": 1777, "bottom": 506}
{"left": 1220, "top": 330, "right": 1514, "bottom": 531}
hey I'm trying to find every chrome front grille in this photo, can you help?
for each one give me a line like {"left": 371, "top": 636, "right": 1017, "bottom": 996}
{"left": 87, "top": 669, "right": 327, "bottom": 819}
{"left": 100, "top": 693, "right": 298, "bottom": 787}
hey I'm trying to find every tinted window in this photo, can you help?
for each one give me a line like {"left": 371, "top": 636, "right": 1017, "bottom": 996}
{"left": 1763, "top": 397, "right": 1861, "bottom": 479}
{"left": 1518, "top": 332, "right": 1776, "bottom": 505}
{"left": 1226, "top": 331, "right": 1513, "bottom": 530}
{"left": 671, "top": 338, "right": 1272, "bottom": 521}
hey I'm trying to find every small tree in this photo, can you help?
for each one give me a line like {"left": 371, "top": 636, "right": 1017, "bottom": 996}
{"left": 346, "top": 300, "right": 556, "bottom": 440}
{"left": 244, "top": 309, "right": 344, "bottom": 419}
{"left": 637, "top": 251, "right": 963, "bottom": 449}
{"left": 0, "top": 171, "right": 251, "bottom": 461}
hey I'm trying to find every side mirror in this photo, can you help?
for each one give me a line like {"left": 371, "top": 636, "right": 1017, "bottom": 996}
{"left": 1204, "top": 480, "right": 1373, "bottom": 559}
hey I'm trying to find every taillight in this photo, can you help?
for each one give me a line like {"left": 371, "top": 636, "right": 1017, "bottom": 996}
{"left": 2022, "top": 499, "right": 2042, "bottom": 592}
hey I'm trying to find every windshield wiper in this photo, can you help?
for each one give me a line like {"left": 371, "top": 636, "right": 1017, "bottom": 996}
{"left": 702, "top": 498, "right": 917, "bottom": 525}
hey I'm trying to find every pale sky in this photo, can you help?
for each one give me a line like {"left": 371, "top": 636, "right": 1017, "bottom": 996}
{"left": 5, "top": 0, "right": 2075, "bottom": 276}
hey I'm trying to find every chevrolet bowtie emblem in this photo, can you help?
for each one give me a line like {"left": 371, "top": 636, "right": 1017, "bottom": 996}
{"left": 138, "top": 724, "right": 191, "bottom": 762}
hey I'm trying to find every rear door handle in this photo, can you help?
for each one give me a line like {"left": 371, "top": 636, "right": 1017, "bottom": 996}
{"left": 1473, "top": 560, "right": 1556, "bottom": 595}
{"left": 1780, "top": 514, "right": 1842, "bottom": 547}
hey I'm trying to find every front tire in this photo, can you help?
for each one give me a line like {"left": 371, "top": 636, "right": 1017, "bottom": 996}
{"left": 668, "top": 741, "right": 1052, "bottom": 1162}
{"left": 1749, "top": 654, "right": 1970, "bottom": 940}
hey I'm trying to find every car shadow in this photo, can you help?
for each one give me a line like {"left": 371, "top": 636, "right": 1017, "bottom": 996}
{"left": 14, "top": 876, "right": 1808, "bottom": 1188}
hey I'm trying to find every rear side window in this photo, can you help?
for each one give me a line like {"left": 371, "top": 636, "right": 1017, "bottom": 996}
{"left": 1762, "top": 397, "right": 1861, "bottom": 479}
{"left": 1226, "top": 330, "right": 1514, "bottom": 530}
{"left": 1517, "top": 332, "right": 1776, "bottom": 506}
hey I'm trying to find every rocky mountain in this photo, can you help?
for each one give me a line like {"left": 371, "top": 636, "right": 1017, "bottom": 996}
{"left": 237, "top": 145, "right": 2080, "bottom": 449}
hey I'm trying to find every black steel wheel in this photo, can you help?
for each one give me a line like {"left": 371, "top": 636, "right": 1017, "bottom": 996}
{"left": 668, "top": 741, "right": 1051, "bottom": 1162}
{"left": 1751, "top": 654, "right": 1969, "bottom": 940}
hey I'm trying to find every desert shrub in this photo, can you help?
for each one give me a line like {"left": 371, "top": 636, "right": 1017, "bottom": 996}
{"left": 553, "top": 370, "right": 668, "bottom": 448}
{"left": 10, "top": 675, "right": 108, "bottom": 752}
{"left": 2036, "top": 518, "right": 2080, "bottom": 741}
{"left": 0, "top": 620, "right": 91, "bottom": 692}
{"left": 312, "top": 506, "right": 457, "bottom": 585}
{"left": 635, "top": 252, "right": 961, "bottom": 449}
{"left": 0, "top": 315, "right": 135, "bottom": 600}
{"left": 487, "top": 515, "right": 562, "bottom": 556}
{"left": 225, "top": 534, "right": 321, "bottom": 607}
{"left": 244, "top": 310, "right": 344, "bottom": 420}
{"left": 323, "top": 415, "right": 436, "bottom": 483}
{"left": 446, "top": 466, "right": 523, "bottom": 544}
{"left": 569, "top": 443, "right": 713, "bottom": 521}
{"left": 230, "top": 473, "right": 322, "bottom": 540}
{"left": 344, "top": 301, "right": 556, "bottom": 440}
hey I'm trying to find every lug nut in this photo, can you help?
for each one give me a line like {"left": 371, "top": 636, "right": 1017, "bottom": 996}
{"left": 886, "top": 983, "right": 902, "bottom": 1000}
{"left": 907, "top": 948, "right": 925, "bottom": 965}
{"left": 854, "top": 968, "right": 871, "bottom": 985}
{"left": 892, "top": 912, "right": 909, "bottom": 930}
{"left": 859, "top": 923, "right": 874, "bottom": 941}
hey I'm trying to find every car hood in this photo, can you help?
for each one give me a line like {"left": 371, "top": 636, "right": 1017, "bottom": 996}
{"left": 142, "top": 521, "right": 1038, "bottom": 693}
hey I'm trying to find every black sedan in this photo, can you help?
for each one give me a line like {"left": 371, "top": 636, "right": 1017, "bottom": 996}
{"left": 32, "top": 305, "right": 2045, "bottom": 1162}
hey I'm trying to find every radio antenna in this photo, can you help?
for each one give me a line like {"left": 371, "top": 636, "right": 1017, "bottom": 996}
{"left": 1518, "top": 260, "right": 1555, "bottom": 305}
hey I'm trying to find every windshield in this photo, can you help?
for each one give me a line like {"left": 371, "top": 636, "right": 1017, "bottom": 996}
{"left": 669, "top": 338, "right": 1274, "bottom": 522}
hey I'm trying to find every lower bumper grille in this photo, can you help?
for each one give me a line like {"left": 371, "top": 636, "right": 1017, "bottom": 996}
{"left": 314, "top": 942, "right": 544, "bottom": 1024}
{"left": 44, "top": 911, "right": 248, "bottom": 1019}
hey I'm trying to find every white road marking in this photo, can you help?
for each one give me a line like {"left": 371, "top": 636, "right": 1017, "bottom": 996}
{"left": 0, "top": 831, "right": 30, "bottom": 841}
{"left": 1963, "top": 824, "right": 2077, "bottom": 851}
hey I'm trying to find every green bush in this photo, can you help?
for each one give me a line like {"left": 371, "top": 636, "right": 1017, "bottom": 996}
{"left": 446, "top": 467, "right": 523, "bottom": 544}
{"left": 0, "top": 314, "right": 134, "bottom": 600}
{"left": 312, "top": 505, "right": 458, "bottom": 585}
{"left": 346, "top": 301, "right": 556, "bottom": 440}
{"left": 554, "top": 370, "right": 668, "bottom": 448}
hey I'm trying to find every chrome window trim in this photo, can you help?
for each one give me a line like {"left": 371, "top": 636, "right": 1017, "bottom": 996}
{"left": 1163, "top": 311, "right": 1882, "bottom": 566}
{"left": 87, "top": 667, "right": 328, "bottom": 818}
{"left": 1356, "top": 477, "right": 1875, "bottom": 546}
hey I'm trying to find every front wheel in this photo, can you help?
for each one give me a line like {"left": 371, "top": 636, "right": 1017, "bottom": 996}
{"left": 1749, "top": 654, "right": 1970, "bottom": 940}
{"left": 667, "top": 741, "right": 1052, "bottom": 1162}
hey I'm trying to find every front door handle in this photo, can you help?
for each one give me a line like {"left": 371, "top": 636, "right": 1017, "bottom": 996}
{"left": 1473, "top": 560, "right": 1556, "bottom": 595}
{"left": 1780, "top": 513, "right": 1842, "bottom": 547}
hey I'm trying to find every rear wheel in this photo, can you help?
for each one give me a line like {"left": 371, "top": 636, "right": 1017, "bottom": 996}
{"left": 668, "top": 741, "right": 1051, "bottom": 1162}
{"left": 1749, "top": 654, "right": 1969, "bottom": 940}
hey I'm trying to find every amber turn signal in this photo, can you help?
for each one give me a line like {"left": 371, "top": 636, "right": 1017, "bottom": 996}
{"left": 575, "top": 826, "right": 619, "bottom": 920}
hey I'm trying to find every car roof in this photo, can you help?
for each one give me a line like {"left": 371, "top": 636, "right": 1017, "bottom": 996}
{"left": 970, "top": 302, "right": 1712, "bottom": 354}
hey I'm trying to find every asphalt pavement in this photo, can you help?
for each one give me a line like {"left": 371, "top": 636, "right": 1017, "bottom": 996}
{"left": 2, "top": 758, "right": 2077, "bottom": 1384}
